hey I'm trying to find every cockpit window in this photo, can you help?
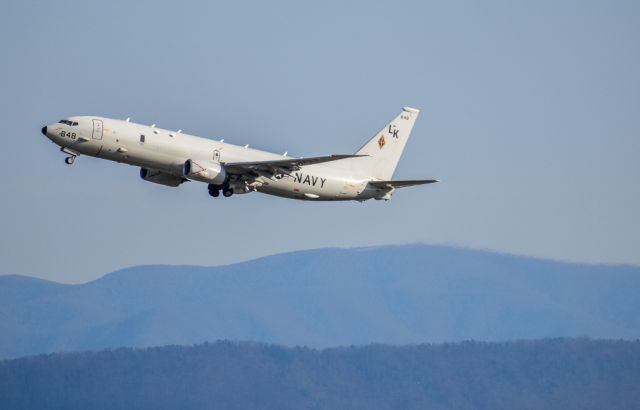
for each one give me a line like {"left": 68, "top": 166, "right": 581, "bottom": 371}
{"left": 58, "top": 120, "right": 79, "bottom": 126}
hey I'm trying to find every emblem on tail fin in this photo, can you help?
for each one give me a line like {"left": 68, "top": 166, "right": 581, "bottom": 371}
{"left": 377, "top": 135, "right": 386, "bottom": 149}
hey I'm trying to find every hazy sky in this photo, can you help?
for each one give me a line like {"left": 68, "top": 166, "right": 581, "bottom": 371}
{"left": 1, "top": 0, "right": 638, "bottom": 283}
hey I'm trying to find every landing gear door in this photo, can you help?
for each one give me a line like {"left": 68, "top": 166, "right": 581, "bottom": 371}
{"left": 92, "top": 119, "right": 103, "bottom": 140}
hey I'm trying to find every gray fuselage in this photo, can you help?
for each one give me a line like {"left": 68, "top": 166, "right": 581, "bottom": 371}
{"left": 42, "top": 116, "right": 380, "bottom": 201}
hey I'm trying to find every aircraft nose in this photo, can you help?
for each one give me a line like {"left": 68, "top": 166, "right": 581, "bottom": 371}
{"left": 41, "top": 126, "right": 47, "bottom": 136}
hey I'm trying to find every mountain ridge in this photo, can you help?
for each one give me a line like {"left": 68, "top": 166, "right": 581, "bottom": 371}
{"left": 1, "top": 244, "right": 639, "bottom": 359}
{"left": 5, "top": 244, "right": 638, "bottom": 287}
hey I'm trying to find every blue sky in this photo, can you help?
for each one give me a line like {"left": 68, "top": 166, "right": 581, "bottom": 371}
{"left": 1, "top": 0, "right": 638, "bottom": 283}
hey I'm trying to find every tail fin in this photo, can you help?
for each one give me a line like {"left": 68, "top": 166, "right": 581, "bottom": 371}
{"left": 355, "top": 107, "right": 420, "bottom": 180}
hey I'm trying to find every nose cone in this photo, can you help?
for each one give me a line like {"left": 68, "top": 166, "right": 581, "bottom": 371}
{"left": 41, "top": 126, "right": 47, "bottom": 136}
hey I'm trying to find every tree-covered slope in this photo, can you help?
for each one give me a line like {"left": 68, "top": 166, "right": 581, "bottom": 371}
{"left": 1, "top": 339, "right": 639, "bottom": 410}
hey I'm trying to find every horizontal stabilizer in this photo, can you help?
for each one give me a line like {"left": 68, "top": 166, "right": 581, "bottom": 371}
{"left": 368, "top": 179, "right": 439, "bottom": 189}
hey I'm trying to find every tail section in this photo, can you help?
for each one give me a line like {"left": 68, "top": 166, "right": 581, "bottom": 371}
{"left": 355, "top": 107, "right": 420, "bottom": 180}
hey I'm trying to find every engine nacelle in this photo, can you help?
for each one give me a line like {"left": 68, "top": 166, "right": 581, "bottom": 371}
{"left": 140, "top": 168, "right": 184, "bottom": 187}
{"left": 183, "top": 159, "right": 227, "bottom": 185}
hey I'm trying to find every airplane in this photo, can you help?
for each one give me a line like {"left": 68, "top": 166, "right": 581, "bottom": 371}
{"left": 41, "top": 107, "right": 438, "bottom": 201}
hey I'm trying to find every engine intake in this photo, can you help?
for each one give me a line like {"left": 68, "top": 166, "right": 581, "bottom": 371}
{"left": 183, "top": 159, "right": 227, "bottom": 185}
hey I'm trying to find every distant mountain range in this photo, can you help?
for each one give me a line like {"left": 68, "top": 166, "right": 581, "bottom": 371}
{"left": 1, "top": 245, "right": 639, "bottom": 359}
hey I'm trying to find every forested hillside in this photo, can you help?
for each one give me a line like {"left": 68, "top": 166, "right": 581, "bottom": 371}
{"left": 1, "top": 339, "right": 639, "bottom": 410}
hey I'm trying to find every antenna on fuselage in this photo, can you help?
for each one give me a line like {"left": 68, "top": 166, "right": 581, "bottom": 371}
{"left": 244, "top": 144, "right": 249, "bottom": 148}
{"left": 220, "top": 139, "right": 224, "bottom": 142}
{"left": 125, "top": 117, "right": 130, "bottom": 122}
{"left": 151, "top": 124, "right": 156, "bottom": 128}
{"left": 283, "top": 151, "right": 288, "bottom": 156}
{"left": 177, "top": 129, "right": 182, "bottom": 133}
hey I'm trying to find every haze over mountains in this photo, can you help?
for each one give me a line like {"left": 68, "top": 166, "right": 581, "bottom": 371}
{"left": 1, "top": 245, "right": 639, "bottom": 359}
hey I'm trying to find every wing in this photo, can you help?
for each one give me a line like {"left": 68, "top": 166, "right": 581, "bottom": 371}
{"left": 224, "top": 154, "right": 364, "bottom": 177}
{"left": 367, "top": 179, "right": 439, "bottom": 189}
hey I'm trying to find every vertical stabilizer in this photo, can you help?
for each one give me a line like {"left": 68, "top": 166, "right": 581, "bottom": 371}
{"left": 355, "top": 107, "right": 420, "bottom": 180}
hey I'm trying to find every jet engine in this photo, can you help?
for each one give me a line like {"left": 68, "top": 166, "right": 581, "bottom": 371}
{"left": 183, "top": 159, "right": 227, "bottom": 185}
{"left": 140, "top": 168, "right": 185, "bottom": 187}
